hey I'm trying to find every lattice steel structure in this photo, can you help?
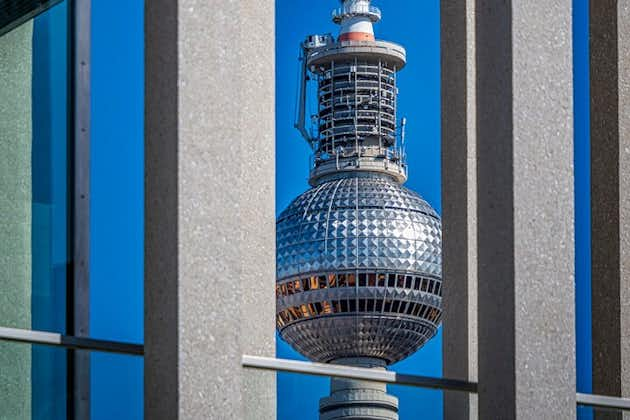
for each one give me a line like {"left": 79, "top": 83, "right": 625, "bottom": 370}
{"left": 278, "top": 1, "right": 442, "bottom": 419}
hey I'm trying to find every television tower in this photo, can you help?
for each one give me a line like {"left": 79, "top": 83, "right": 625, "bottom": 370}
{"left": 276, "top": 1, "right": 442, "bottom": 418}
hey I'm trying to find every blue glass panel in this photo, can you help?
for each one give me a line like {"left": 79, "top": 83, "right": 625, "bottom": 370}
{"left": 0, "top": 342, "right": 67, "bottom": 420}
{"left": 0, "top": 0, "right": 68, "bottom": 334}
{"left": 0, "top": 341, "right": 143, "bottom": 420}
{"left": 91, "top": 352, "right": 144, "bottom": 420}
{"left": 0, "top": 2, "right": 69, "bottom": 419}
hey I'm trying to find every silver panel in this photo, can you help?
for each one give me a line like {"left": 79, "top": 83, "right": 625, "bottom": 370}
{"left": 277, "top": 175, "right": 441, "bottom": 279}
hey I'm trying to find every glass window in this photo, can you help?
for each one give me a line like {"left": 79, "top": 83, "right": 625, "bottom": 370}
{"left": 392, "top": 300, "right": 401, "bottom": 313}
{"left": 347, "top": 273, "right": 356, "bottom": 287}
{"left": 384, "top": 300, "right": 392, "bottom": 312}
{"left": 405, "top": 302, "right": 416, "bottom": 315}
{"left": 91, "top": 352, "right": 143, "bottom": 420}
{"left": 358, "top": 273, "right": 367, "bottom": 286}
{"left": 0, "top": 1, "right": 68, "bottom": 334}
{"left": 321, "top": 301, "right": 332, "bottom": 314}
{"left": 0, "top": 341, "right": 142, "bottom": 420}
{"left": 348, "top": 299, "right": 357, "bottom": 312}
{"left": 340, "top": 300, "right": 349, "bottom": 312}
{"left": 388, "top": 273, "right": 396, "bottom": 288}
{"left": 0, "top": 341, "right": 66, "bottom": 419}
{"left": 397, "top": 274, "right": 405, "bottom": 288}
{"left": 328, "top": 273, "right": 336, "bottom": 288}
{"left": 367, "top": 299, "right": 375, "bottom": 312}
{"left": 337, "top": 273, "right": 347, "bottom": 287}
{"left": 1, "top": 3, "right": 69, "bottom": 418}
{"left": 368, "top": 273, "right": 376, "bottom": 286}
{"left": 375, "top": 300, "right": 383, "bottom": 312}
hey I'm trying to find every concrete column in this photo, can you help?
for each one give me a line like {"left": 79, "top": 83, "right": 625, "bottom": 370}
{"left": 145, "top": 1, "right": 276, "bottom": 419}
{"left": 590, "top": 3, "right": 630, "bottom": 419}
{"left": 0, "top": 22, "right": 33, "bottom": 420}
{"left": 440, "top": 0, "right": 478, "bottom": 419}
{"left": 476, "top": 1, "right": 575, "bottom": 418}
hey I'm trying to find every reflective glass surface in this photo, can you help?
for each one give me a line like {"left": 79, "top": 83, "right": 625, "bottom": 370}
{"left": 0, "top": 1, "right": 68, "bottom": 334}
{"left": 91, "top": 352, "right": 144, "bottom": 420}
{"left": 0, "top": 341, "right": 143, "bottom": 420}
{"left": 0, "top": 342, "right": 66, "bottom": 420}
{"left": 0, "top": 3, "right": 69, "bottom": 418}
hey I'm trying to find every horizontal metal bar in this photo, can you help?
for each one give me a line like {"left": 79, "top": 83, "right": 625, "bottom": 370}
{"left": 0, "top": 326, "right": 144, "bottom": 356}
{"left": 242, "top": 355, "right": 478, "bottom": 393}
{"left": 577, "top": 392, "right": 630, "bottom": 412}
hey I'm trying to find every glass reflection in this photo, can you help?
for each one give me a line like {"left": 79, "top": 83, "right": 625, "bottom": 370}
{"left": 0, "top": 2, "right": 69, "bottom": 418}
{"left": 0, "top": 1, "right": 68, "bottom": 333}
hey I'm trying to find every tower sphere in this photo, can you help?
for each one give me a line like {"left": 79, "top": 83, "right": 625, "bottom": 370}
{"left": 276, "top": 174, "right": 442, "bottom": 364}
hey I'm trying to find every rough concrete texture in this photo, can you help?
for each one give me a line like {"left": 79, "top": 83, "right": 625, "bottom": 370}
{"left": 0, "top": 22, "right": 33, "bottom": 420}
{"left": 465, "top": 1, "right": 478, "bottom": 417}
{"left": 145, "top": 0, "right": 179, "bottom": 417}
{"left": 477, "top": 0, "right": 575, "bottom": 418}
{"left": 590, "top": 3, "right": 630, "bottom": 419}
{"left": 145, "top": 0, "right": 276, "bottom": 419}
{"left": 620, "top": 6, "right": 630, "bottom": 419}
{"left": 440, "top": 1, "right": 477, "bottom": 419}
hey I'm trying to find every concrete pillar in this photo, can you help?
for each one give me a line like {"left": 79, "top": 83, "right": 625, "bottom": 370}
{"left": 476, "top": 1, "right": 575, "bottom": 418}
{"left": 590, "top": 3, "right": 630, "bottom": 419}
{"left": 440, "top": 0, "right": 478, "bottom": 419}
{"left": 0, "top": 22, "right": 33, "bottom": 420}
{"left": 145, "top": 1, "right": 276, "bottom": 419}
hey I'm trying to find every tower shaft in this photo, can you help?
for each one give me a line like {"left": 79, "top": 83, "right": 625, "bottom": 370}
{"left": 319, "top": 358, "right": 398, "bottom": 420}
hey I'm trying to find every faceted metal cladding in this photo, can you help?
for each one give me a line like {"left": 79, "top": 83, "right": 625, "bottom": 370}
{"left": 276, "top": 174, "right": 442, "bottom": 364}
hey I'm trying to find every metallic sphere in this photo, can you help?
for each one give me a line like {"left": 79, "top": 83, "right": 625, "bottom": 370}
{"left": 276, "top": 174, "right": 442, "bottom": 364}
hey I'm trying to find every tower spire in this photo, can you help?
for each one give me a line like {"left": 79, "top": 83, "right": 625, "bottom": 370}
{"left": 295, "top": 1, "right": 408, "bottom": 186}
{"left": 333, "top": 0, "right": 381, "bottom": 42}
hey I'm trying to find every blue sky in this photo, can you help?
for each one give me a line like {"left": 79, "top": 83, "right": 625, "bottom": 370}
{"left": 276, "top": 1, "right": 443, "bottom": 418}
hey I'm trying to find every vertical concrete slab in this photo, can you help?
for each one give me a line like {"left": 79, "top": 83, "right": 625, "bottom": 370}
{"left": 476, "top": 0, "right": 575, "bottom": 418}
{"left": 145, "top": 0, "right": 276, "bottom": 419}
{"left": 440, "top": 0, "right": 478, "bottom": 418}
{"left": 145, "top": 0, "right": 178, "bottom": 417}
{"left": 590, "top": 3, "right": 630, "bottom": 419}
{"left": 0, "top": 22, "right": 33, "bottom": 420}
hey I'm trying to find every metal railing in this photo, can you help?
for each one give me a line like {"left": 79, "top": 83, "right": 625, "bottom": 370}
{"left": 242, "top": 355, "right": 630, "bottom": 413}
{"left": 0, "top": 326, "right": 143, "bottom": 356}
{"left": 331, "top": 5, "right": 381, "bottom": 23}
